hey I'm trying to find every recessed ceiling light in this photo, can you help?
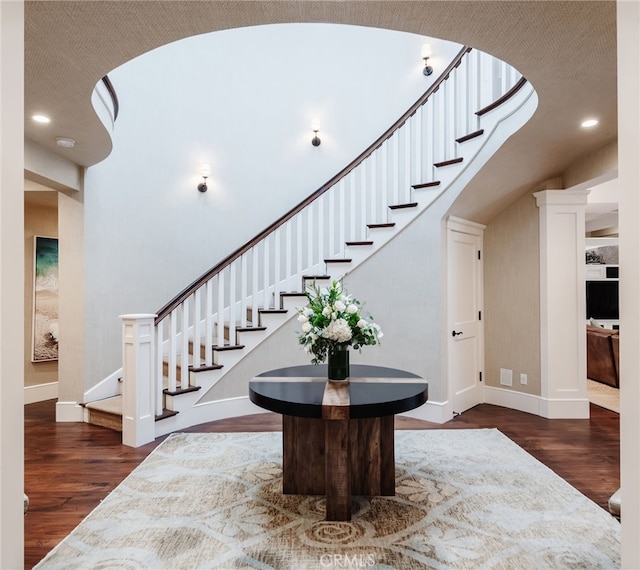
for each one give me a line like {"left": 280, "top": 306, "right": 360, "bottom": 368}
{"left": 32, "top": 114, "right": 51, "bottom": 124}
{"left": 56, "top": 137, "right": 76, "bottom": 148}
{"left": 581, "top": 118, "right": 599, "bottom": 128}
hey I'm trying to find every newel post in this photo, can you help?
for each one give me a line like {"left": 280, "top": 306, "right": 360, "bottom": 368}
{"left": 120, "top": 314, "right": 157, "bottom": 447}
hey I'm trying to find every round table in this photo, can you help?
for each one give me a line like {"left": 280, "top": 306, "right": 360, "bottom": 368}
{"left": 249, "top": 364, "right": 428, "bottom": 521}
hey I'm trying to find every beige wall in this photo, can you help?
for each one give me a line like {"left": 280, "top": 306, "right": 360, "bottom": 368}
{"left": 484, "top": 191, "right": 541, "bottom": 394}
{"left": 24, "top": 192, "right": 58, "bottom": 387}
{"left": 563, "top": 139, "right": 617, "bottom": 189}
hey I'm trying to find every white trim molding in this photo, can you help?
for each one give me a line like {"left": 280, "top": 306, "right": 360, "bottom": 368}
{"left": 535, "top": 189, "right": 590, "bottom": 419}
{"left": 24, "top": 381, "right": 58, "bottom": 404}
{"left": 401, "top": 399, "right": 452, "bottom": 424}
{"left": 484, "top": 385, "right": 589, "bottom": 419}
{"left": 55, "top": 400, "right": 84, "bottom": 422}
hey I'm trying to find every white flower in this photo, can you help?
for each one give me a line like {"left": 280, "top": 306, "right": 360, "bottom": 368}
{"left": 297, "top": 313, "right": 308, "bottom": 323}
{"left": 322, "top": 318, "right": 353, "bottom": 342}
{"left": 322, "top": 306, "right": 332, "bottom": 317}
{"left": 301, "top": 322, "right": 312, "bottom": 333}
{"left": 303, "top": 307, "right": 314, "bottom": 317}
{"left": 347, "top": 304, "right": 358, "bottom": 314}
{"left": 357, "top": 319, "right": 367, "bottom": 329}
{"left": 334, "top": 300, "right": 346, "bottom": 312}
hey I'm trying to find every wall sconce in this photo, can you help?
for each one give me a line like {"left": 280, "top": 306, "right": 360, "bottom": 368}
{"left": 311, "top": 121, "right": 321, "bottom": 147}
{"left": 197, "top": 164, "right": 211, "bottom": 192}
{"left": 421, "top": 44, "right": 433, "bottom": 76}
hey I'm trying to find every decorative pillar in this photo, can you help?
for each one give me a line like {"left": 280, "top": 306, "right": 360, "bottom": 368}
{"left": 534, "top": 189, "right": 590, "bottom": 418}
{"left": 120, "top": 314, "right": 157, "bottom": 447}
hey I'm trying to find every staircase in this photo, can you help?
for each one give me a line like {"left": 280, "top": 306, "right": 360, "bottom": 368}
{"left": 85, "top": 46, "right": 537, "bottom": 445}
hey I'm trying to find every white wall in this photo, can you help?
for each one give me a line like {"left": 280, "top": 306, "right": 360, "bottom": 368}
{"left": 617, "top": 0, "right": 640, "bottom": 565}
{"left": 83, "top": 24, "right": 462, "bottom": 390}
{"left": 0, "top": 1, "right": 24, "bottom": 566}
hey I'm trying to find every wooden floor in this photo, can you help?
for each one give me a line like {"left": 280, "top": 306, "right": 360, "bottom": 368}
{"left": 24, "top": 400, "right": 620, "bottom": 568}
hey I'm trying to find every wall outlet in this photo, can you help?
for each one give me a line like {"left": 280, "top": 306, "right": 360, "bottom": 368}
{"left": 499, "top": 368, "right": 513, "bottom": 386}
{"left": 520, "top": 373, "right": 528, "bottom": 385}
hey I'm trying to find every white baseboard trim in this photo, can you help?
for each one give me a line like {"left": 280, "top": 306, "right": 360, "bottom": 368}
{"left": 400, "top": 399, "right": 452, "bottom": 424}
{"left": 24, "top": 381, "right": 58, "bottom": 404}
{"left": 55, "top": 401, "right": 84, "bottom": 422}
{"left": 154, "top": 396, "right": 267, "bottom": 439}
{"left": 483, "top": 386, "right": 590, "bottom": 419}
{"left": 538, "top": 396, "right": 590, "bottom": 419}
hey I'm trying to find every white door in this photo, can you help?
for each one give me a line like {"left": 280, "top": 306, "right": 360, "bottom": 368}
{"left": 447, "top": 218, "right": 484, "bottom": 415}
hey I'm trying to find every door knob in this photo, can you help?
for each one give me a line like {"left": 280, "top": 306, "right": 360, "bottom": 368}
{"left": 452, "top": 330, "right": 463, "bottom": 337}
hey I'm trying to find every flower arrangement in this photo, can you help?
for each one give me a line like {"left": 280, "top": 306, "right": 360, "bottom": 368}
{"left": 296, "top": 280, "right": 383, "bottom": 365}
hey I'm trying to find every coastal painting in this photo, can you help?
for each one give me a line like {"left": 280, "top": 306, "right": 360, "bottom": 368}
{"left": 32, "top": 236, "right": 59, "bottom": 362}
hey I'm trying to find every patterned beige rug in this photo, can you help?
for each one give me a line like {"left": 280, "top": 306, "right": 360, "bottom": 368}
{"left": 35, "top": 430, "right": 620, "bottom": 569}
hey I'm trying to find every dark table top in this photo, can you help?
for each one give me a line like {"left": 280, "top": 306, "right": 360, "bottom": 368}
{"left": 249, "top": 364, "right": 428, "bottom": 419}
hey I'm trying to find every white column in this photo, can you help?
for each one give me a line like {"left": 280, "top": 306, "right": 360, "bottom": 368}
{"left": 120, "top": 314, "right": 157, "bottom": 447}
{"left": 618, "top": 0, "right": 640, "bottom": 566}
{"left": 0, "top": 1, "right": 24, "bottom": 566}
{"left": 534, "top": 189, "right": 590, "bottom": 418}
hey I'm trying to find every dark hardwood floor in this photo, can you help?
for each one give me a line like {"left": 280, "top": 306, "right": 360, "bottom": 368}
{"left": 24, "top": 399, "right": 620, "bottom": 569}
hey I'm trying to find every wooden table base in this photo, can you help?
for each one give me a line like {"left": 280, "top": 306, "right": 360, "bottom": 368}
{"left": 282, "top": 414, "right": 395, "bottom": 520}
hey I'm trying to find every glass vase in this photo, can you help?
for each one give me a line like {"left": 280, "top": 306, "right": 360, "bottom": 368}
{"left": 327, "top": 344, "right": 349, "bottom": 381}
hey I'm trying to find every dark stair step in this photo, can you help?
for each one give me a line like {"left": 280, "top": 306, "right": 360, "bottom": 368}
{"left": 325, "top": 258, "right": 352, "bottom": 263}
{"left": 367, "top": 222, "right": 396, "bottom": 229}
{"left": 389, "top": 202, "right": 418, "bottom": 210}
{"left": 345, "top": 241, "right": 373, "bottom": 246}
{"left": 279, "top": 292, "right": 307, "bottom": 309}
{"left": 456, "top": 129, "right": 484, "bottom": 143}
{"left": 163, "top": 385, "right": 201, "bottom": 396}
{"left": 236, "top": 326, "right": 267, "bottom": 333}
{"left": 212, "top": 344, "right": 245, "bottom": 351}
{"left": 190, "top": 363, "right": 224, "bottom": 373}
{"left": 434, "top": 157, "right": 463, "bottom": 168}
{"left": 155, "top": 409, "right": 179, "bottom": 422}
{"left": 412, "top": 181, "right": 441, "bottom": 189}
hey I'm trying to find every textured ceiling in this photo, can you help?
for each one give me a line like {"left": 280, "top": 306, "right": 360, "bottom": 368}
{"left": 24, "top": 0, "right": 617, "bottom": 222}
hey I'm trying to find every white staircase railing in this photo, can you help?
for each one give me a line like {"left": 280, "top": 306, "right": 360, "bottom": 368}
{"left": 120, "top": 46, "right": 527, "bottom": 446}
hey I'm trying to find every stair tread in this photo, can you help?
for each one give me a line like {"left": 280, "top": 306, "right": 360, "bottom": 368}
{"left": 155, "top": 409, "right": 179, "bottom": 421}
{"left": 325, "top": 258, "right": 352, "bottom": 263}
{"left": 163, "top": 385, "right": 201, "bottom": 396}
{"left": 258, "top": 308, "right": 287, "bottom": 313}
{"left": 434, "top": 157, "right": 463, "bottom": 167}
{"left": 346, "top": 241, "right": 374, "bottom": 246}
{"left": 367, "top": 222, "right": 396, "bottom": 229}
{"left": 302, "top": 274, "right": 331, "bottom": 280}
{"left": 212, "top": 344, "right": 245, "bottom": 351}
{"left": 389, "top": 202, "right": 418, "bottom": 210}
{"left": 85, "top": 395, "right": 122, "bottom": 414}
{"left": 456, "top": 129, "right": 484, "bottom": 143}
{"left": 412, "top": 181, "right": 441, "bottom": 189}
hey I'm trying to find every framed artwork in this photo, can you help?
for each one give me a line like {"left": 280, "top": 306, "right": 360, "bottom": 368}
{"left": 32, "top": 236, "right": 59, "bottom": 362}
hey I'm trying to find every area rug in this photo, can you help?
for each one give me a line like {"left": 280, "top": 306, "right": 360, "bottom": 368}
{"left": 35, "top": 430, "right": 620, "bottom": 569}
{"left": 587, "top": 379, "right": 620, "bottom": 413}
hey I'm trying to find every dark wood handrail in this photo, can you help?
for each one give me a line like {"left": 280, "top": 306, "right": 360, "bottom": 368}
{"left": 475, "top": 76, "right": 527, "bottom": 117}
{"left": 155, "top": 46, "right": 476, "bottom": 324}
{"left": 101, "top": 75, "right": 119, "bottom": 121}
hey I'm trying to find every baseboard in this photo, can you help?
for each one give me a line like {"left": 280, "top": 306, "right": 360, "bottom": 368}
{"left": 483, "top": 386, "right": 590, "bottom": 419}
{"left": 538, "top": 397, "right": 590, "bottom": 419}
{"left": 56, "top": 400, "right": 84, "bottom": 422}
{"left": 400, "top": 399, "right": 452, "bottom": 424}
{"left": 24, "top": 381, "right": 58, "bottom": 404}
